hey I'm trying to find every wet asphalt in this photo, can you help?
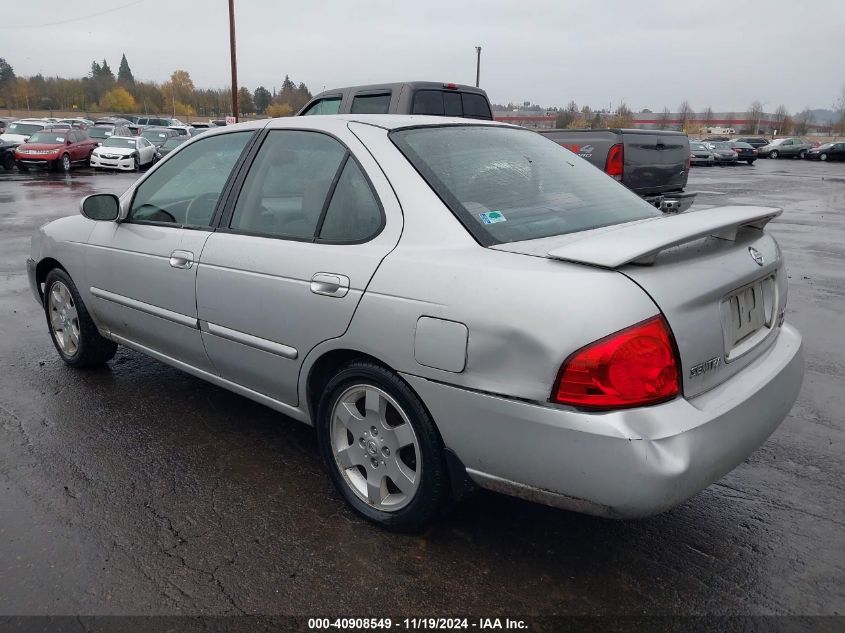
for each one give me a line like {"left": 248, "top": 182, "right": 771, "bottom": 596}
{"left": 0, "top": 159, "right": 842, "bottom": 617}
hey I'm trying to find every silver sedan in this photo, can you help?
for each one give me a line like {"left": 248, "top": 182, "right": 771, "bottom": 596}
{"left": 26, "top": 115, "right": 803, "bottom": 531}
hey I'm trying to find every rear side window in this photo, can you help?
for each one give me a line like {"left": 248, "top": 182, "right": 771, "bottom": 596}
{"left": 391, "top": 125, "right": 660, "bottom": 246}
{"left": 318, "top": 159, "right": 382, "bottom": 242}
{"left": 229, "top": 131, "right": 346, "bottom": 239}
{"left": 412, "top": 90, "right": 492, "bottom": 120}
{"left": 350, "top": 93, "right": 391, "bottom": 114}
{"left": 301, "top": 97, "right": 342, "bottom": 116}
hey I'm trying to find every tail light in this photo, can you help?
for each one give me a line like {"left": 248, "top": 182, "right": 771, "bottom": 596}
{"left": 604, "top": 143, "right": 624, "bottom": 180}
{"left": 552, "top": 315, "right": 680, "bottom": 410}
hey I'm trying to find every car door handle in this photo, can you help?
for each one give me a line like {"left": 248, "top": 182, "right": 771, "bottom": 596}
{"left": 169, "top": 250, "right": 194, "bottom": 269}
{"left": 310, "top": 272, "right": 349, "bottom": 297}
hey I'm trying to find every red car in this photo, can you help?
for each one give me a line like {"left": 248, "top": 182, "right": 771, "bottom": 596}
{"left": 14, "top": 128, "right": 97, "bottom": 172}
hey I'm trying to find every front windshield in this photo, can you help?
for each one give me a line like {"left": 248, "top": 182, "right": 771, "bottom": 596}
{"left": 7, "top": 123, "right": 44, "bottom": 135}
{"left": 87, "top": 127, "right": 111, "bottom": 139}
{"left": 26, "top": 132, "right": 67, "bottom": 144}
{"left": 713, "top": 142, "right": 732, "bottom": 150}
{"left": 690, "top": 142, "right": 707, "bottom": 150}
{"left": 103, "top": 138, "right": 137, "bottom": 148}
{"left": 391, "top": 125, "right": 660, "bottom": 246}
{"left": 162, "top": 138, "right": 184, "bottom": 149}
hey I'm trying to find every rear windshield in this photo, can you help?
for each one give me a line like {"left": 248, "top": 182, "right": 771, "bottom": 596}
{"left": 690, "top": 142, "right": 707, "bottom": 150}
{"left": 411, "top": 90, "right": 492, "bottom": 120}
{"left": 391, "top": 125, "right": 660, "bottom": 246}
{"left": 142, "top": 130, "right": 169, "bottom": 140}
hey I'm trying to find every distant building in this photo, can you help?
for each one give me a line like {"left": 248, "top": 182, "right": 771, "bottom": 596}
{"left": 492, "top": 109, "right": 558, "bottom": 129}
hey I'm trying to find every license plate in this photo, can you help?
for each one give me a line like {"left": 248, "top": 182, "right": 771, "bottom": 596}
{"left": 721, "top": 276, "right": 775, "bottom": 357}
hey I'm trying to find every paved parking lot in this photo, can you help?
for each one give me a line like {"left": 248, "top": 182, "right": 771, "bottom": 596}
{"left": 0, "top": 158, "right": 843, "bottom": 616}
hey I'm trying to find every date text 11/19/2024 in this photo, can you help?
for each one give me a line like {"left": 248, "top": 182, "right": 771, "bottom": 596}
{"left": 307, "top": 617, "right": 529, "bottom": 630}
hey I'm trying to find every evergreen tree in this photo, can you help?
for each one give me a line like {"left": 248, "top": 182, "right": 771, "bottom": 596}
{"left": 100, "top": 59, "right": 115, "bottom": 82}
{"left": 253, "top": 86, "right": 271, "bottom": 113}
{"left": 118, "top": 54, "right": 134, "bottom": 85}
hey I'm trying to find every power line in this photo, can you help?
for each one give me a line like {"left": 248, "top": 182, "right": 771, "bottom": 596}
{"left": 0, "top": 0, "right": 151, "bottom": 30}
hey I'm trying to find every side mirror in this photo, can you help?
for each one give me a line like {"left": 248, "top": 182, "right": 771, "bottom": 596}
{"left": 66, "top": 139, "right": 72, "bottom": 145}
{"left": 80, "top": 194, "right": 120, "bottom": 221}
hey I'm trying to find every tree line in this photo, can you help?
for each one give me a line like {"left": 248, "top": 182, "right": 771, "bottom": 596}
{"left": 0, "top": 56, "right": 313, "bottom": 118}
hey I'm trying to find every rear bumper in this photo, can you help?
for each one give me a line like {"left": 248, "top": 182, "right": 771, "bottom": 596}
{"left": 404, "top": 323, "right": 803, "bottom": 518}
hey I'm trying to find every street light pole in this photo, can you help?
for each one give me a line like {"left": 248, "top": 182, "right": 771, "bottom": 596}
{"left": 228, "top": 0, "right": 239, "bottom": 122}
{"left": 475, "top": 46, "right": 482, "bottom": 87}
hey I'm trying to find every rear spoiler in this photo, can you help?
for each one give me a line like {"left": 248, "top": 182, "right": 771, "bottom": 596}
{"left": 547, "top": 206, "right": 782, "bottom": 268}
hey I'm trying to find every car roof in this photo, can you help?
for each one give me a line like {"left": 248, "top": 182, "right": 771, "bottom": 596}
{"left": 310, "top": 81, "right": 487, "bottom": 99}
{"left": 107, "top": 136, "right": 137, "bottom": 141}
{"left": 265, "top": 113, "right": 505, "bottom": 131}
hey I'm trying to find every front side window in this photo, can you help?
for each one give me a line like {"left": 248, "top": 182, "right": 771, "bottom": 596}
{"left": 392, "top": 125, "right": 660, "bottom": 246}
{"left": 301, "top": 97, "right": 342, "bottom": 116}
{"left": 229, "top": 130, "right": 346, "bottom": 239}
{"left": 350, "top": 93, "right": 391, "bottom": 114}
{"left": 130, "top": 131, "right": 253, "bottom": 227}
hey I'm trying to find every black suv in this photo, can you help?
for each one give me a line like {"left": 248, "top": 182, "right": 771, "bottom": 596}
{"left": 298, "top": 81, "right": 493, "bottom": 120}
{"left": 735, "top": 137, "right": 770, "bottom": 149}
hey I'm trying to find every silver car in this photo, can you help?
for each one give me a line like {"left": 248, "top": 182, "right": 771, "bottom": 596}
{"left": 26, "top": 115, "right": 803, "bottom": 531}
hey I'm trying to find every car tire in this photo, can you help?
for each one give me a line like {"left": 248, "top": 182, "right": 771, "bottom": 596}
{"left": 747, "top": 160, "right": 755, "bottom": 165}
{"left": 799, "top": 150, "right": 807, "bottom": 159}
{"left": 316, "top": 360, "right": 449, "bottom": 532}
{"left": 820, "top": 153, "right": 828, "bottom": 161}
{"left": 60, "top": 153, "right": 71, "bottom": 172}
{"left": 43, "top": 268, "right": 117, "bottom": 369}
{"left": 132, "top": 154, "right": 140, "bottom": 171}
{"left": 1, "top": 153, "right": 14, "bottom": 170}
{"left": 770, "top": 150, "right": 779, "bottom": 159}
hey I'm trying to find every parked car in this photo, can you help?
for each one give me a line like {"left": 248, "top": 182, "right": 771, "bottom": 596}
{"left": 707, "top": 141, "right": 739, "bottom": 164}
{"left": 156, "top": 135, "right": 187, "bottom": 157}
{"left": 703, "top": 135, "right": 731, "bottom": 142}
{"left": 59, "top": 118, "right": 95, "bottom": 129}
{"left": 90, "top": 135, "right": 158, "bottom": 171}
{"left": 137, "top": 116, "right": 183, "bottom": 128}
{"left": 190, "top": 122, "right": 213, "bottom": 130}
{"left": 140, "top": 127, "right": 180, "bottom": 148}
{"left": 298, "top": 81, "right": 493, "bottom": 120}
{"left": 726, "top": 141, "right": 757, "bottom": 165}
{"left": 0, "top": 138, "right": 19, "bottom": 170}
{"left": 86, "top": 124, "right": 132, "bottom": 145}
{"left": 805, "top": 141, "right": 845, "bottom": 162}
{"left": 689, "top": 140, "right": 716, "bottom": 166}
{"left": 167, "top": 125, "right": 193, "bottom": 136}
{"left": 126, "top": 124, "right": 143, "bottom": 136}
{"left": 758, "top": 137, "right": 812, "bottom": 159}
{"left": 735, "top": 136, "right": 769, "bottom": 149}
{"left": 540, "top": 128, "right": 695, "bottom": 211}
{"left": 121, "top": 115, "right": 141, "bottom": 124}
{"left": 26, "top": 116, "right": 803, "bottom": 531}
{"left": 0, "top": 119, "right": 49, "bottom": 144}
{"left": 14, "top": 128, "right": 97, "bottom": 172}
{"left": 94, "top": 117, "right": 132, "bottom": 126}
{"left": 210, "top": 119, "right": 228, "bottom": 127}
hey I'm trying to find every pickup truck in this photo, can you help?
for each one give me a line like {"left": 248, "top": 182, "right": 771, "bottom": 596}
{"left": 298, "top": 81, "right": 493, "bottom": 120}
{"left": 538, "top": 128, "right": 695, "bottom": 212}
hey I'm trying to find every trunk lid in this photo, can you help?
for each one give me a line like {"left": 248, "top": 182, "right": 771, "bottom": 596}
{"left": 492, "top": 206, "right": 787, "bottom": 398}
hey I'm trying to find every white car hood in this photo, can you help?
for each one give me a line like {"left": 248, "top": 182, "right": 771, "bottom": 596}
{"left": 95, "top": 146, "right": 135, "bottom": 156}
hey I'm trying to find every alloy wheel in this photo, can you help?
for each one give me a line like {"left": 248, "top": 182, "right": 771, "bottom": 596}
{"left": 48, "top": 281, "right": 80, "bottom": 356}
{"left": 62, "top": 154, "right": 71, "bottom": 171}
{"left": 330, "top": 384, "right": 421, "bottom": 511}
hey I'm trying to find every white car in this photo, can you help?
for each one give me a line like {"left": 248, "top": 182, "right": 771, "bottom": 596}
{"left": 90, "top": 136, "right": 157, "bottom": 171}
{"left": 0, "top": 119, "right": 49, "bottom": 144}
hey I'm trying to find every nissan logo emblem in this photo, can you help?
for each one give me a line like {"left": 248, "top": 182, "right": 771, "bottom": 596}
{"left": 749, "top": 247, "right": 764, "bottom": 266}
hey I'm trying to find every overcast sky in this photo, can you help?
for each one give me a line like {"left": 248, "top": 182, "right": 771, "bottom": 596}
{"left": 5, "top": 0, "right": 843, "bottom": 113}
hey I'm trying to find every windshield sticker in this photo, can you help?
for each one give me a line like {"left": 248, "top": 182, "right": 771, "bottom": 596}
{"left": 479, "top": 211, "right": 507, "bottom": 225}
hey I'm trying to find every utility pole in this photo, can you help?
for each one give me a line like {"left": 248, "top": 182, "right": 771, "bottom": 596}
{"left": 228, "top": 0, "right": 239, "bottom": 122}
{"left": 475, "top": 46, "right": 482, "bottom": 87}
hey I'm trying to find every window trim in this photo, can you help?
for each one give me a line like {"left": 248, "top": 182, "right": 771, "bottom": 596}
{"left": 125, "top": 129, "right": 258, "bottom": 232}
{"left": 216, "top": 128, "right": 386, "bottom": 246}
